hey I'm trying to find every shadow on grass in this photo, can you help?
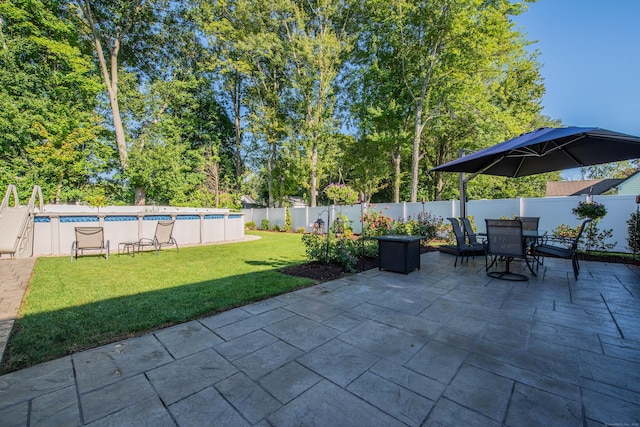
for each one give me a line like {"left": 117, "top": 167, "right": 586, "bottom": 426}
{"left": 244, "top": 258, "right": 298, "bottom": 268}
{"left": 0, "top": 266, "right": 314, "bottom": 374}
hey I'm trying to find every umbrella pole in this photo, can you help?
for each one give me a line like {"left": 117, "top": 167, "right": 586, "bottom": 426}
{"left": 459, "top": 172, "right": 466, "bottom": 218}
{"left": 459, "top": 149, "right": 467, "bottom": 218}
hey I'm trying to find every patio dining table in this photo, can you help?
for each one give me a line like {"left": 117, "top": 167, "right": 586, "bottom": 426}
{"left": 478, "top": 229, "right": 545, "bottom": 241}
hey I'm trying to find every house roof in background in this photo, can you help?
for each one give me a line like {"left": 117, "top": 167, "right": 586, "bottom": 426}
{"left": 546, "top": 179, "right": 624, "bottom": 197}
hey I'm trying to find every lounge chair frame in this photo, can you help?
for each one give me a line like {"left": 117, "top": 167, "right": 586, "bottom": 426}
{"left": 139, "top": 220, "right": 179, "bottom": 255}
{"left": 71, "top": 227, "right": 109, "bottom": 261}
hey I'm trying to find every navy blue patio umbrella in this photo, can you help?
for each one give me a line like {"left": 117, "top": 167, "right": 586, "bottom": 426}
{"left": 430, "top": 126, "right": 640, "bottom": 216}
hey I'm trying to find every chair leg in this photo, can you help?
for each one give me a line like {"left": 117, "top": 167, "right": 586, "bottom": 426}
{"left": 524, "top": 255, "right": 536, "bottom": 276}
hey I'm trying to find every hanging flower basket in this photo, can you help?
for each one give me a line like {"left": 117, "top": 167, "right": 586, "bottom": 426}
{"left": 572, "top": 201, "right": 607, "bottom": 220}
{"left": 324, "top": 183, "right": 358, "bottom": 205}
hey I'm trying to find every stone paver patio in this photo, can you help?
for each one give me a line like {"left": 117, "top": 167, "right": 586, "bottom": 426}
{"left": 0, "top": 252, "right": 639, "bottom": 426}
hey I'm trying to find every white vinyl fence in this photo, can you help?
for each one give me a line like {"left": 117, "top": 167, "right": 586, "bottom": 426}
{"left": 242, "top": 195, "right": 640, "bottom": 253}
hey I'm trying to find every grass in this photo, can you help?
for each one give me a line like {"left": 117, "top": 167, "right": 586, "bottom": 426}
{"left": 1, "top": 231, "right": 313, "bottom": 374}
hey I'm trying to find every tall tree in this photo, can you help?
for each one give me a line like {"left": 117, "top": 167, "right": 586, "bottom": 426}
{"left": 351, "top": 0, "right": 542, "bottom": 202}
{"left": 74, "top": 0, "right": 173, "bottom": 204}
{"left": 199, "top": 0, "right": 293, "bottom": 206}
{"left": 581, "top": 160, "right": 639, "bottom": 180}
{"left": 197, "top": 0, "right": 255, "bottom": 191}
{"left": 282, "top": 0, "right": 352, "bottom": 206}
{"left": 0, "top": 0, "right": 104, "bottom": 202}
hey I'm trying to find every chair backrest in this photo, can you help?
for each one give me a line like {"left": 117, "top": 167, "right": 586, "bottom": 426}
{"left": 485, "top": 219, "right": 524, "bottom": 257}
{"left": 75, "top": 227, "right": 105, "bottom": 249}
{"left": 460, "top": 217, "right": 480, "bottom": 244}
{"left": 155, "top": 220, "right": 175, "bottom": 244}
{"left": 447, "top": 218, "right": 466, "bottom": 247}
{"left": 570, "top": 219, "right": 592, "bottom": 250}
{"left": 516, "top": 216, "right": 540, "bottom": 231}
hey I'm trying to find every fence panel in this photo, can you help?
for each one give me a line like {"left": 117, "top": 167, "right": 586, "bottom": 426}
{"left": 242, "top": 195, "right": 639, "bottom": 252}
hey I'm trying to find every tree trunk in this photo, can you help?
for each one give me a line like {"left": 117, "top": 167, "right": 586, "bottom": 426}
{"left": 233, "top": 75, "right": 243, "bottom": 191}
{"left": 410, "top": 78, "right": 428, "bottom": 203}
{"left": 80, "top": 0, "right": 145, "bottom": 203}
{"left": 310, "top": 143, "right": 318, "bottom": 207}
{"left": 204, "top": 145, "right": 220, "bottom": 207}
{"left": 393, "top": 150, "right": 401, "bottom": 203}
{"left": 55, "top": 173, "right": 63, "bottom": 204}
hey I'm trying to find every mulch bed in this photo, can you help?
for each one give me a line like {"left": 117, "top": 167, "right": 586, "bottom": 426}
{"left": 280, "top": 245, "right": 638, "bottom": 282}
{"left": 280, "top": 245, "right": 439, "bottom": 282}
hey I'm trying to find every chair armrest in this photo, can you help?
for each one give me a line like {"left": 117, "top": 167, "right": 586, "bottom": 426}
{"left": 537, "top": 236, "right": 573, "bottom": 248}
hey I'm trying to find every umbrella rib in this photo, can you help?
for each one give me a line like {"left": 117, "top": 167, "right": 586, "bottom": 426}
{"left": 503, "top": 135, "right": 588, "bottom": 173}
{"left": 466, "top": 155, "right": 507, "bottom": 181}
{"left": 540, "top": 135, "right": 587, "bottom": 166}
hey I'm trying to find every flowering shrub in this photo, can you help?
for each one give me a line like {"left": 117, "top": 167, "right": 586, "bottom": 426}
{"left": 324, "top": 183, "right": 358, "bottom": 205}
{"left": 572, "top": 201, "right": 607, "bottom": 220}
{"left": 302, "top": 207, "right": 441, "bottom": 272}
{"left": 362, "top": 207, "right": 393, "bottom": 236}
{"left": 552, "top": 224, "right": 579, "bottom": 241}
{"left": 391, "top": 212, "right": 440, "bottom": 240}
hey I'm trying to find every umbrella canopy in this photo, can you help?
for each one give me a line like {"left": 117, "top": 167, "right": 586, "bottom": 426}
{"left": 431, "top": 127, "right": 640, "bottom": 178}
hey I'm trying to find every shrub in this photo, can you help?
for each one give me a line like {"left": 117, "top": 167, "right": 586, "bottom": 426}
{"left": 301, "top": 227, "right": 377, "bottom": 273}
{"left": 261, "top": 219, "right": 270, "bottom": 230}
{"left": 391, "top": 212, "right": 440, "bottom": 242}
{"left": 284, "top": 207, "right": 292, "bottom": 232}
{"left": 244, "top": 221, "right": 256, "bottom": 230}
{"left": 565, "top": 200, "right": 616, "bottom": 252}
{"left": 296, "top": 227, "right": 306, "bottom": 234}
{"left": 301, "top": 233, "right": 358, "bottom": 272}
{"left": 552, "top": 222, "right": 616, "bottom": 253}
{"left": 628, "top": 211, "right": 640, "bottom": 253}
{"left": 302, "top": 208, "right": 441, "bottom": 273}
{"left": 581, "top": 222, "right": 615, "bottom": 252}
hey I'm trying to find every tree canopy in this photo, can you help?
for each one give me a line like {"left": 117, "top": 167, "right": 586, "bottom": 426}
{"left": 2, "top": 0, "right": 610, "bottom": 207}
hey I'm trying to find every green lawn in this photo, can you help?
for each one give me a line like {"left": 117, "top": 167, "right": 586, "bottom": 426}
{"left": 1, "top": 231, "right": 313, "bottom": 373}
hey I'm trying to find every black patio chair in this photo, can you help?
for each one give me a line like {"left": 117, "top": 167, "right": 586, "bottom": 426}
{"left": 516, "top": 216, "right": 544, "bottom": 265}
{"left": 447, "top": 218, "right": 474, "bottom": 267}
{"left": 533, "top": 219, "right": 592, "bottom": 279}
{"left": 485, "top": 219, "right": 535, "bottom": 281}
{"left": 460, "top": 217, "right": 486, "bottom": 253}
{"left": 515, "top": 216, "right": 540, "bottom": 232}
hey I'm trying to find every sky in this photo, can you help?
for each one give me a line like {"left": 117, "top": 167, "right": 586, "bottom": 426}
{"left": 514, "top": 1, "right": 640, "bottom": 179}
{"left": 515, "top": 1, "right": 640, "bottom": 137}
